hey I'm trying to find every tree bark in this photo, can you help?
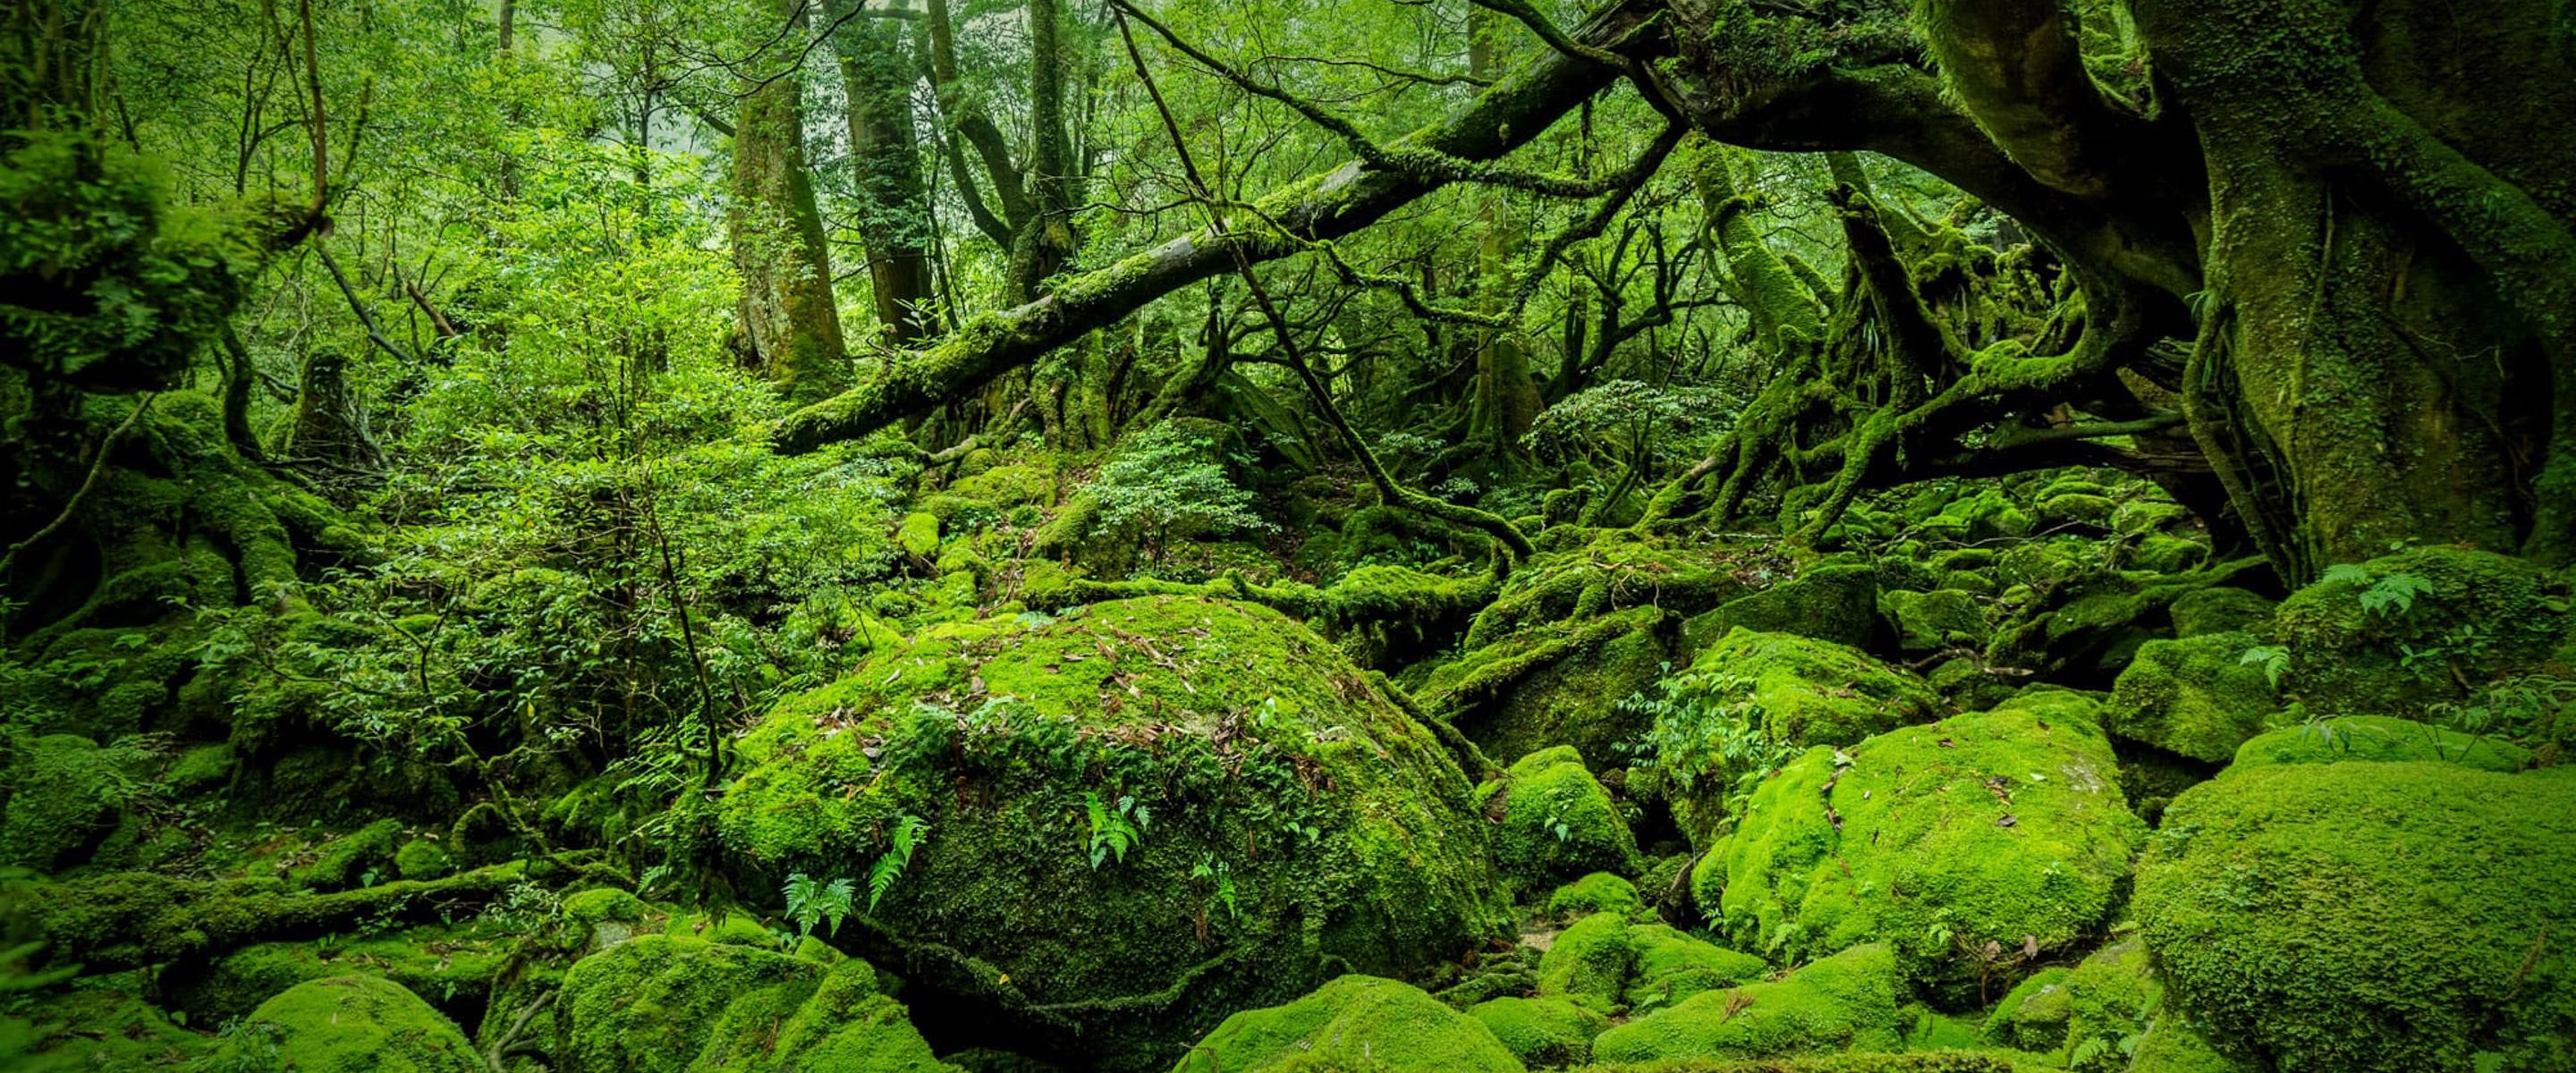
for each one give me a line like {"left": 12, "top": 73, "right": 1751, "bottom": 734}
{"left": 728, "top": 0, "right": 850, "bottom": 404}
{"left": 826, "top": 0, "right": 936, "bottom": 347}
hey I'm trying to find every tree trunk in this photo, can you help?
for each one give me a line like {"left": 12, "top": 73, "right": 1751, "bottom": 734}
{"left": 826, "top": 0, "right": 936, "bottom": 348}
{"left": 1006, "top": 0, "right": 1080, "bottom": 301}
{"left": 728, "top": 0, "right": 850, "bottom": 405}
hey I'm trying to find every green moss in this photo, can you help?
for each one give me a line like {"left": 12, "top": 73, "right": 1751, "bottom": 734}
{"left": 204, "top": 975, "right": 481, "bottom": 1073}
{"left": 1587, "top": 942, "right": 1903, "bottom": 1064}
{"left": 689, "top": 958, "right": 956, "bottom": 1072}
{"left": 2035, "top": 494, "right": 2115, "bottom": 528}
{"left": 1979, "top": 967, "right": 2072, "bottom": 1052}
{"left": 1577, "top": 1052, "right": 2025, "bottom": 1072}
{"left": 1538, "top": 911, "right": 1636, "bottom": 1011}
{"left": 1686, "top": 563, "right": 1880, "bottom": 650}
{"left": 1479, "top": 748, "right": 1641, "bottom": 890}
{"left": 164, "top": 742, "right": 236, "bottom": 796}
{"left": 554, "top": 934, "right": 951, "bottom": 1073}
{"left": 2129, "top": 535, "right": 2208, "bottom": 575}
{"left": 2229, "top": 714, "right": 2530, "bottom": 773}
{"left": 1174, "top": 975, "right": 1523, "bottom": 1072}
{"left": 948, "top": 463, "right": 1055, "bottom": 509}
{"left": 1428, "top": 605, "right": 1675, "bottom": 770}
{"left": 717, "top": 596, "right": 1508, "bottom": 1071}
{"left": 2135, "top": 763, "right": 2576, "bottom": 1072}
{"left": 2165, "top": 587, "right": 2275, "bottom": 639}
{"left": 2103, "top": 632, "right": 2281, "bottom": 764}
{"left": 160, "top": 920, "right": 515, "bottom": 1027}
{"left": 3, "top": 976, "right": 216, "bottom": 1071}
{"left": 0, "top": 734, "right": 130, "bottom": 871}
{"left": 898, "top": 511, "right": 943, "bottom": 558}
{"left": 2273, "top": 547, "right": 2573, "bottom": 716}
{"left": 1684, "top": 629, "right": 1942, "bottom": 750}
{"left": 1470, "top": 995, "right": 1608, "bottom": 1067}
{"left": 1623, "top": 925, "right": 1768, "bottom": 1011}
{"left": 1692, "top": 696, "right": 2144, "bottom": 999}
{"left": 393, "top": 839, "right": 454, "bottom": 882}
{"left": 1877, "top": 590, "right": 1988, "bottom": 653}
{"left": 1547, "top": 873, "right": 1646, "bottom": 922}
{"left": 290, "top": 818, "right": 404, "bottom": 891}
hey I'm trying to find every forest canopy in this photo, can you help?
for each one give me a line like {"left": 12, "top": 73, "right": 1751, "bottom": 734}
{"left": 4, "top": 0, "right": 2574, "bottom": 1071}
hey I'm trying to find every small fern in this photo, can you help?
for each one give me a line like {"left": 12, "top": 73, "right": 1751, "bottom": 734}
{"left": 2239, "top": 645, "right": 2290, "bottom": 689}
{"left": 1086, "top": 790, "right": 1145, "bottom": 869}
{"left": 868, "top": 814, "right": 929, "bottom": 913}
{"left": 784, "top": 872, "right": 856, "bottom": 939}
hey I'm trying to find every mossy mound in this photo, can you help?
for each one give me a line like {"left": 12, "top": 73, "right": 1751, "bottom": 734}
{"left": 1172, "top": 974, "right": 1522, "bottom": 1073}
{"left": 1534, "top": 909, "right": 1768, "bottom": 1016}
{"left": 1878, "top": 589, "right": 1989, "bottom": 654}
{"left": 2102, "top": 632, "right": 2281, "bottom": 764}
{"left": 1470, "top": 995, "right": 1610, "bottom": 1067}
{"left": 1547, "top": 873, "right": 1646, "bottom": 921}
{"left": 1691, "top": 693, "right": 2144, "bottom": 999}
{"left": 1426, "top": 604, "right": 1675, "bottom": 772}
{"left": 159, "top": 919, "right": 514, "bottom": 1027}
{"left": 205, "top": 975, "right": 481, "bottom": 1073}
{"left": 716, "top": 596, "right": 1507, "bottom": 1071}
{"left": 554, "top": 934, "right": 952, "bottom": 1073}
{"left": 2273, "top": 547, "right": 2574, "bottom": 717}
{"left": 2228, "top": 714, "right": 2530, "bottom": 773}
{"left": 2165, "top": 587, "right": 2275, "bottom": 639}
{"left": 0, "top": 734, "right": 132, "bottom": 871}
{"left": 1684, "top": 562, "right": 1879, "bottom": 650}
{"left": 1587, "top": 942, "right": 1903, "bottom": 1064}
{"left": 1479, "top": 747, "right": 1640, "bottom": 890}
{"left": 2135, "top": 762, "right": 2576, "bottom": 1072}
{"left": 1682, "top": 628, "right": 1942, "bottom": 754}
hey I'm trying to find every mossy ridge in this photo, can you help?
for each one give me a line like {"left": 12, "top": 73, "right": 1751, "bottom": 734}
{"left": 2227, "top": 714, "right": 2530, "bottom": 773}
{"left": 1693, "top": 694, "right": 2144, "bottom": 1001}
{"left": 2134, "top": 761, "right": 2576, "bottom": 1073}
{"left": 1174, "top": 974, "right": 1523, "bottom": 1073}
{"left": 717, "top": 596, "right": 1508, "bottom": 1071}
{"left": 2272, "top": 546, "right": 2573, "bottom": 718}
{"left": 1587, "top": 942, "right": 1906, "bottom": 1064}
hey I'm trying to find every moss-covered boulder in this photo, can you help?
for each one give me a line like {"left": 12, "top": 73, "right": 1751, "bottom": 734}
{"left": 1546, "top": 872, "right": 1645, "bottom": 921}
{"left": 2135, "top": 762, "right": 2576, "bottom": 1072}
{"left": 1684, "top": 562, "right": 1880, "bottom": 650}
{"left": 555, "top": 934, "right": 952, "bottom": 1073}
{"left": 1425, "top": 604, "right": 1675, "bottom": 772}
{"left": 1684, "top": 629, "right": 1942, "bottom": 752}
{"left": 2165, "top": 587, "right": 2275, "bottom": 638}
{"left": 1587, "top": 942, "right": 1904, "bottom": 1064}
{"left": 1878, "top": 589, "right": 1989, "bottom": 653}
{"left": 1470, "top": 995, "right": 1609, "bottom": 1067}
{"left": 0, "top": 734, "right": 129, "bottom": 871}
{"left": 1534, "top": 909, "right": 1768, "bottom": 1015}
{"left": 2228, "top": 714, "right": 2530, "bottom": 773}
{"left": 2103, "top": 632, "right": 2280, "bottom": 764}
{"left": 1173, "top": 975, "right": 1522, "bottom": 1072}
{"left": 159, "top": 919, "right": 513, "bottom": 1027}
{"left": 716, "top": 596, "right": 1507, "bottom": 1071}
{"left": 1691, "top": 692, "right": 2144, "bottom": 998}
{"left": 1479, "top": 747, "right": 1640, "bottom": 889}
{"left": 2273, "top": 547, "right": 2574, "bottom": 716}
{"left": 1979, "top": 967, "right": 2073, "bottom": 1052}
{"left": 206, "top": 975, "right": 481, "bottom": 1073}
{"left": 289, "top": 817, "right": 404, "bottom": 891}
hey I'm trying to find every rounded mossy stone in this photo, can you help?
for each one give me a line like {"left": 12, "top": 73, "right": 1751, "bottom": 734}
{"left": 1692, "top": 694, "right": 2144, "bottom": 998}
{"left": 1469, "top": 995, "right": 1607, "bottom": 1067}
{"left": 1878, "top": 589, "right": 1990, "bottom": 653}
{"left": 2135, "top": 762, "right": 2576, "bottom": 1073}
{"left": 2166, "top": 587, "right": 2276, "bottom": 639}
{"left": 897, "top": 511, "right": 942, "bottom": 558}
{"left": 1427, "top": 604, "right": 1674, "bottom": 773}
{"left": 2035, "top": 493, "right": 2117, "bottom": 528}
{"left": 289, "top": 817, "right": 405, "bottom": 891}
{"left": 158, "top": 920, "right": 514, "bottom": 1027}
{"left": 1683, "top": 628, "right": 1942, "bottom": 750}
{"left": 556, "top": 934, "right": 950, "bottom": 1073}
{"left": 1587, "top": 942, "right": 1904, "bottom": 1064}
{"left": 163, "top": 741, "right": 235, "bottom": 795}
{"left": 1174, "top": 975, "right": 1522, "bottom": 1073}
{"left": 688, "top": 958, "right": 955, "bottom": 1072}
{"left": 1546, "top": 872, "right": 1644, "bottom": 921}
{"left": 1980, "top": 966, "right": 2073, "bottom": 1051}
{"left": 2228, "top": 714, "right": 2530, "bottom": 773}
{"left": 1621, "top": 923, "right": 1767, "bottom": 1010}
{"left": 1479, "top": 747, "right": 1640, "bottom": 889}
{"left": 1537, "top": 909, "right": 1635, "bottom": 1010}
{"left": 2273, "top": 547, "right": 2573, "bottom": 717}
{"left": 2103, "top": 631, "right": 2280, "bottom": 764}
{"left": 1685, "top": 562, "right": 1880, "bottom": 649}
{"left": 947, "top": 462, "right": 1054, "bottom": 509}
{"left": 208, "top": 975, "right": 481, "bottom": 1073}
{"left": 2131, "top": 534, "right": 2209, "bottom": 574}
{"left": 717, "top": 596, "right": 1508, "bottom": 1071}
{"left": 393, "top": 838, "right": 454, "bottom": 882}
{"left": 0, "top": 734, "right": 125, "bottom": 871}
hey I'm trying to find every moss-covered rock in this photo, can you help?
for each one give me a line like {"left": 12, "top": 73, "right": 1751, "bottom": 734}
{"left": 1427, "top": 604, "right": 1675, "bottom": 773}
{"left": 2273, "top": 547, "right": 2574, "bottom": 717}
{"left": 159, "top": 918, "right": 515, "bottom": 1027}
{"left": 1691, "top": 693, "right": 2144, "bottom": 999}
{"left": 716, "top": 596, "right": 1507, "bottom": 1071}
{"left": 1537, "top": 910, "right": 1635, "bottom": 1010}
{"left": 555, "top": 934, "right": 952, "bottom": 1073}
{"left": 1587, "top": 942, "right": 1904, "bottom": 1064}
{"left": 897, "top": 511, "right": 942, "bottom": 559}
{"left": 164, "top": 741, "right": 235, "bottom": 795}
{"left": 2135, "top": 762, "right": 2576, "bottom": 1072}
{"left": 1878, "top": 589, "right": 1988, "bottom": 653}
{"left": 0, "top": 734, "right": 130, "bottom": 871}
{"left": 1622, "top": 924, "right": 1768, "bottom": 1011}
{"left": 1546, "top": 873, "right": 1645, "bottom": 922}
{"left": 1979, "top": 967, "right": 2072, "bottom": 1052}
{"left": 1470, "top": 995, "right": 1609, "bottom": 1067}
{"left": 1685, "top": 562, "right": 1880, "bottom": 650}
{"left": 205, "top": 975, "right": 481, "bottom": 1073}
{"left": 2103, "top": 632, "right": 2280, "bottom": 764}
{"left": 393, "top": 838, "right": 454, "bottom": 882}
{"left": 1684, "top": 629, "right": 1941, "bottom": 753}
{"left": 289, "top": 817, "right": 404, "bottom": 891}
{"left": 2165, "top": 587, "right": 2275, "bottom": 638}
{"left": 1174, "top": 975, "right": 1523, "bottom": 1072}
{"left": 2228, "top": 714, "right": 2530, "bottom": 773}
{"left": 1479, "top": 748, "right": 1640, "bottom": 890}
